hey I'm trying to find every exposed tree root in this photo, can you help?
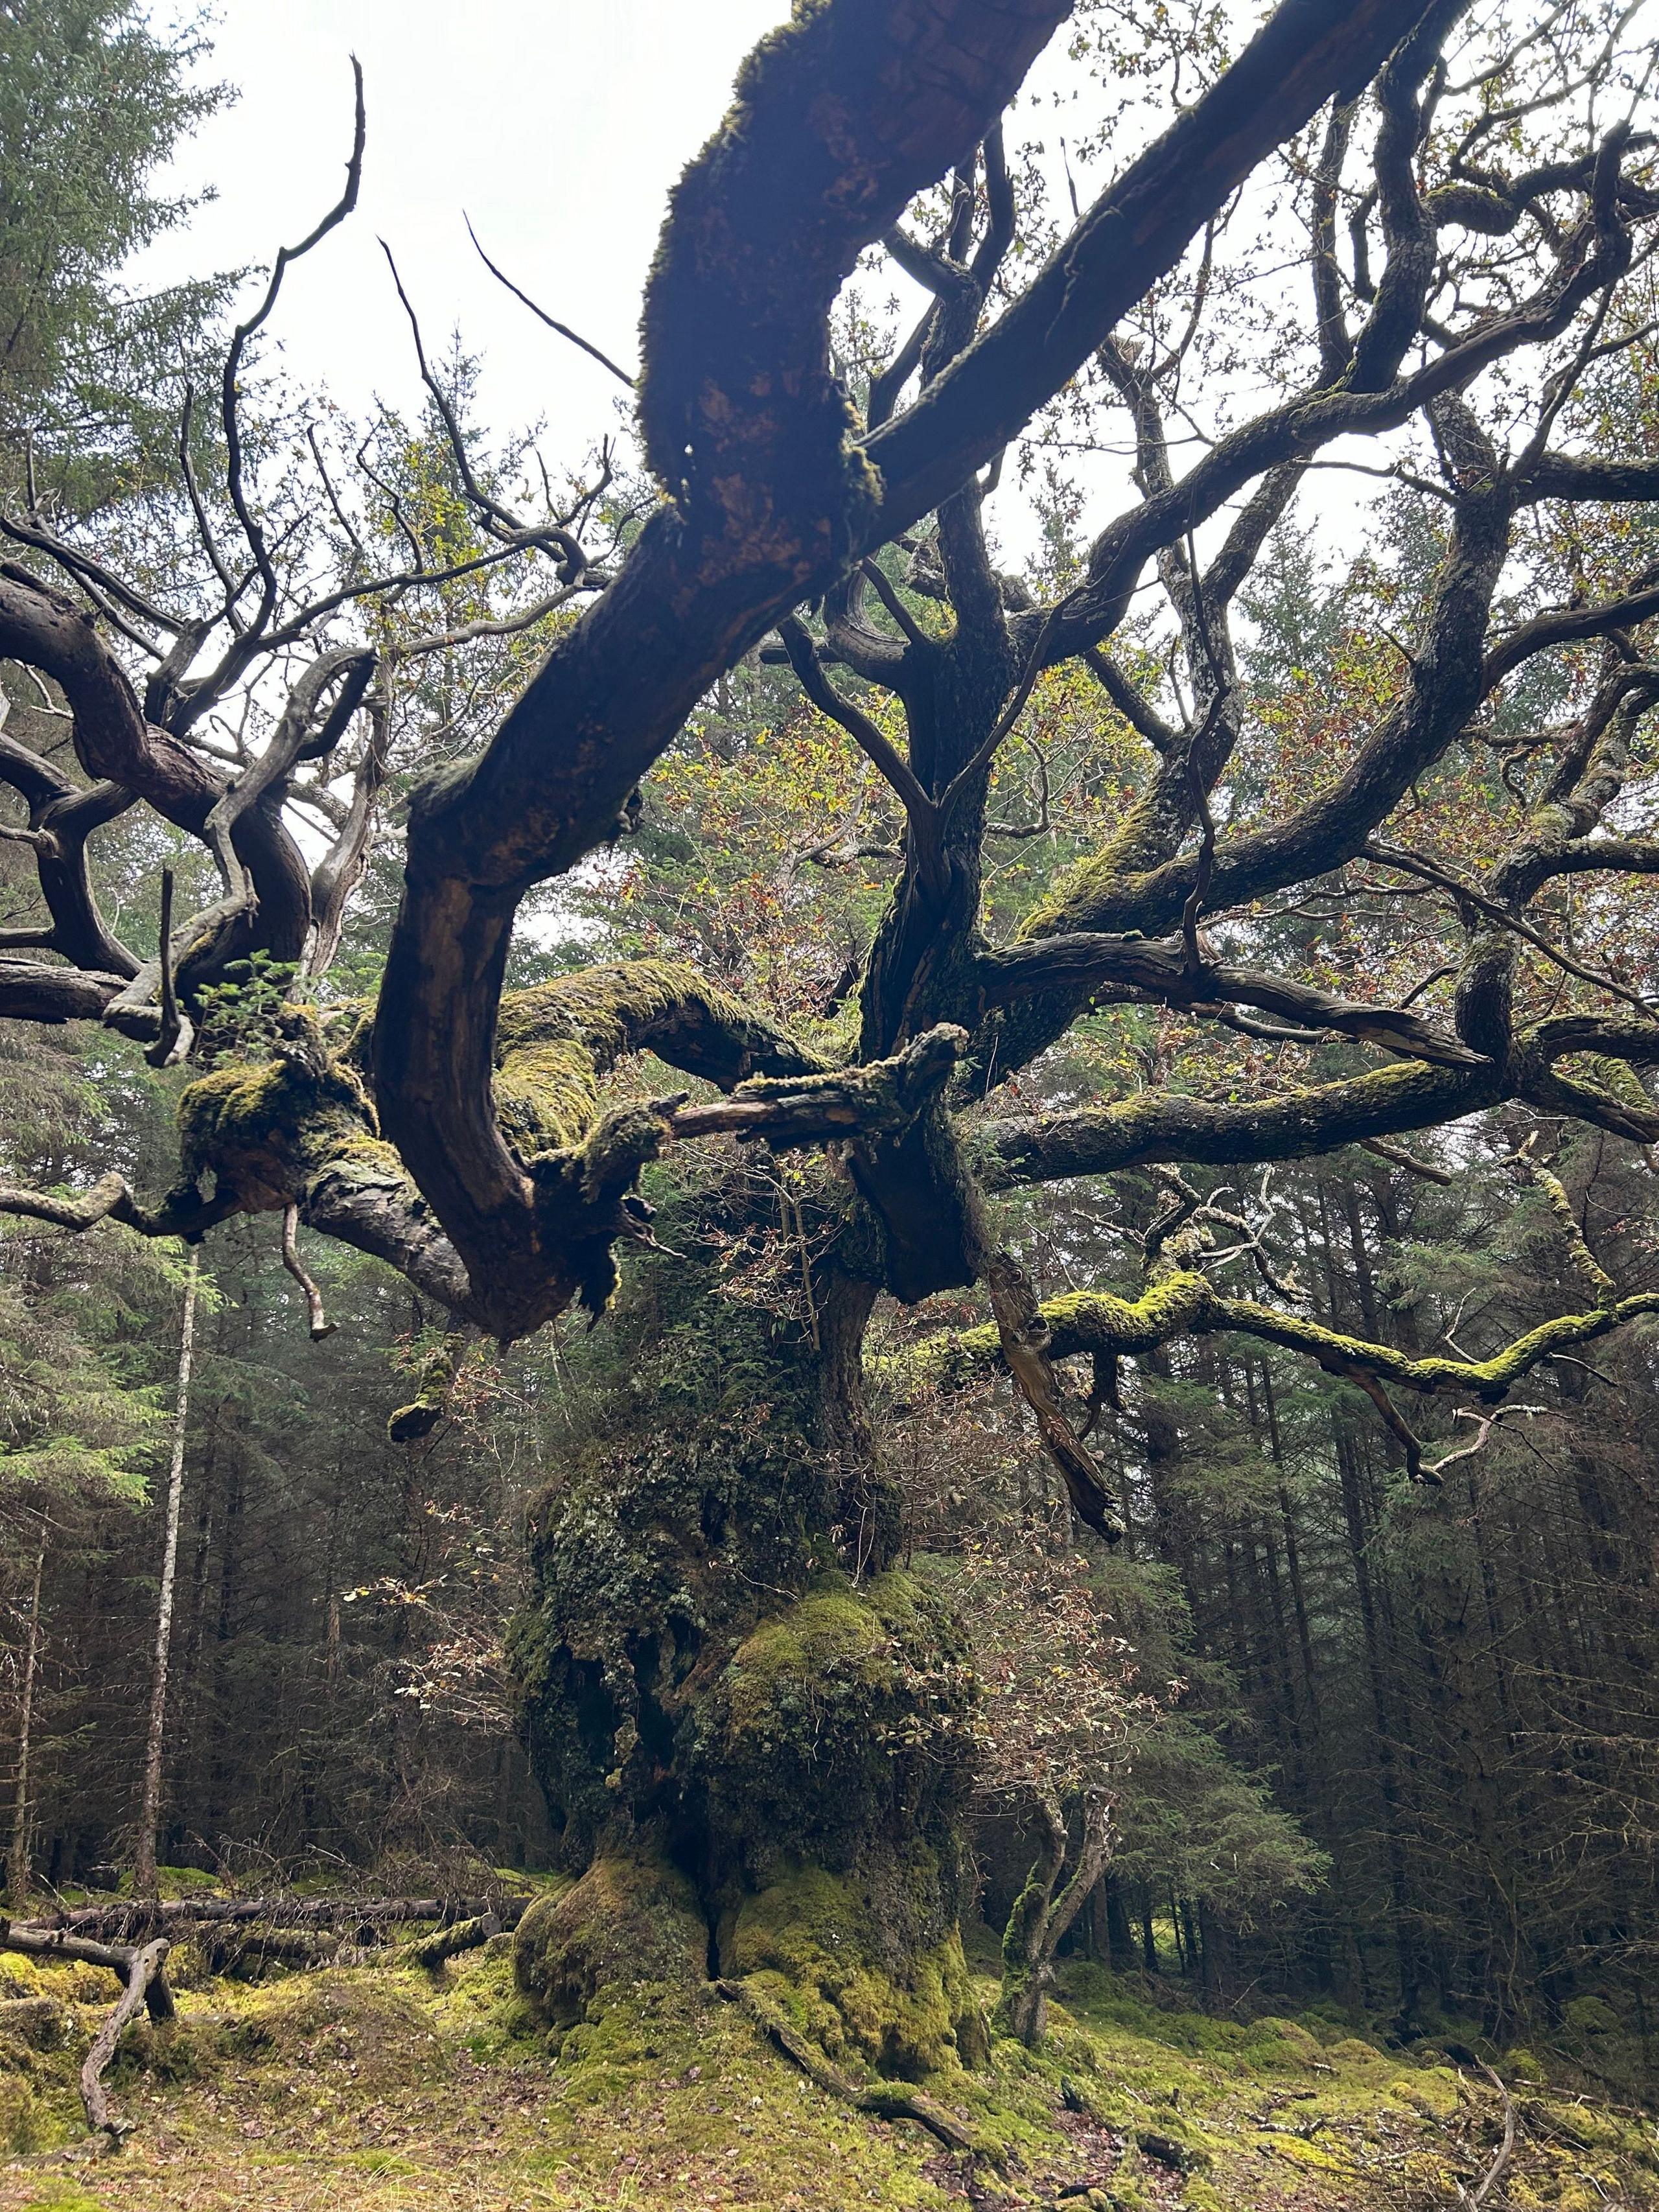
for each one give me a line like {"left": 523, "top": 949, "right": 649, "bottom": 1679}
{"left": 713, "top": 1975, "right": 982, "bottom": 2154}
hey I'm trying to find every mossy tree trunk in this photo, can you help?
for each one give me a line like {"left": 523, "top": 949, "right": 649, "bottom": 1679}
{"left": 510, "top": 1216, "right": 987, "bottom": 2080}
{"left": 993, "top": 1789, "right": 1113, "bottom": 2047}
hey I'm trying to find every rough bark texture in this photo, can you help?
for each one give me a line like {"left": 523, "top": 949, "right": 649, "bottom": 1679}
{"left": 510, "top": 1220, "right": 985, "bottom": 2080}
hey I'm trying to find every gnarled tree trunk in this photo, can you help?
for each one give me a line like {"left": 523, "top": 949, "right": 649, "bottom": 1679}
{"left": 510, "top": 1217, "right": 987, "bottom": 2081}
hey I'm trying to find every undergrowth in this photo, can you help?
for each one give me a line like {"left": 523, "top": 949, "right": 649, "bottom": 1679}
{"left": 0, "top": 1908, "right": 1654, "bottom": 2211}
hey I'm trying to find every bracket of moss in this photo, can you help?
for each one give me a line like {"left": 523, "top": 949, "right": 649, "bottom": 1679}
{"left": 493, "top": 959, "right": 828, "bottom": 1161}
{"left": 713, "top": 1975, "right": 986, "bottom": 2155}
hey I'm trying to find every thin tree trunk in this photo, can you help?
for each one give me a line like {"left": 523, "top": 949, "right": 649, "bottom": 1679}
{"left": 995, "top": 1791, "right": 1113, "bottom": 2046}
{"left": 8, "top": 1520, "right": 47, "bottom": 1911}
{"left": 133, "top": 1250, "right": 200, "bottom": 1901}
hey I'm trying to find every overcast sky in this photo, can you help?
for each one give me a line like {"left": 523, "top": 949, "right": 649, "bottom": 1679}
{"left": 132, "top": 1, "right": 791, "bottom": 465}
{"left": 128, "top": 3, "right": 1386, "bottom": 575}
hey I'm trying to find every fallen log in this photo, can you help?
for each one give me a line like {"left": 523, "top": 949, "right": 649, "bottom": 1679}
{"left": 0, "top": 1920, "right": 174, "bottom": 2018}
{"left": 0, "top": 1920, "right": 174, "bottom": 2138}
{"left": 49, "top": 1892, "right": 527, "bottom": 1940}
{"left": 198, "top": 1925, "right": 341, "bottom": 1975}
{"left": 399, "top": 1911, "right": 500, "bottom": 1970}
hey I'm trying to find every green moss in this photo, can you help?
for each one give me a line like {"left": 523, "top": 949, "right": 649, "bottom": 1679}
{"left": 509, "top": 1242, "right": 846, "bottom": 1854}
{"left": 894, "top": 1250, "right": 1659, "bottom": 1423}
{"left": 514, "top": 1854, "right": 706, "bottom": 2032}
{"left": 493, "top": 959, "right": 822, "bottom": 1162}
{"left": 0, "top": 2067, "right": 38, "bottom": 2152}
{"left": 884, "top": 1270, "right": 1216, "bottom": 1393}
{"left": 696, "top": 1569, "right": 977, "bottom": 1880}
{"left": 176, "top": 1012, "right": 383, "bottom": 1210}
{"left": 493, "top": 1038, "right": 599, "bottom": 1156}
{"left": 6, "top": 1938, "right": 1658, "bottom": 2211}
{"left": 386, "top": 1334, "right": 466, "bottom": 1445}
{"left": 1014, "top": 811, "right": 1164, "bottom": 941}
{"left": 499, "top": 959, "right": 738, "bottom": 1067}
{"left": 726, "top": 1862, "right": 983, "bottom": 2078}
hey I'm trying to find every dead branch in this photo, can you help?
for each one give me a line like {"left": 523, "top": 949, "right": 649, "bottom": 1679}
{"left": 1461, "top": 2061, "right": 1518, "bottom": 2207}
{"left": 79, "top": 1936, "right": 172, "bottom": 2139}
{"left": 464, "top": 214, "right": 634, "bottom": 388}
{"left": 0, "top": 1921, "right": 175, "bottom": 2137}
{"left": 281, "top": 1205, "right": 338, "bottom": 1339}
{"left": 982, "top": 1250, "right": 1124, "bottom": 1541}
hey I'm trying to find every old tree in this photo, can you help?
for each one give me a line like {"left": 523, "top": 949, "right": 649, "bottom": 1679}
{"left": 6, "top": 0, "right": 1659, "bottom": 2078}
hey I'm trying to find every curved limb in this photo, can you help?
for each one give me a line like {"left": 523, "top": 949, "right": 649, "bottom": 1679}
{"left": 370, "top": 0, "right": 1406, "bottom": 1344}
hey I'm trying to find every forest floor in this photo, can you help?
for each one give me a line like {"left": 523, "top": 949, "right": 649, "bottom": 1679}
{"left": 0, "top": 1902, "right": 1654, "bottom": 2212}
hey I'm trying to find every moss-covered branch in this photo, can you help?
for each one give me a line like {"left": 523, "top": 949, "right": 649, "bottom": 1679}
{"left": 975, "top": 935, "right": 1487, "bottom": 1067}
{"left": 669, "top": 1023, "right": 965, "bottom": 1147}
{"left": 975, "top": 1058, "right": 1500, "bottom": 1190}
{"left": 910, "top": 1266, "right": 1658, "bottom": 1402}
{"left": 493, "top": 959, "right": 827, "bottom": 1157}
{"left": 889, "top": 1251, "right": 1658, "bottom": 1490}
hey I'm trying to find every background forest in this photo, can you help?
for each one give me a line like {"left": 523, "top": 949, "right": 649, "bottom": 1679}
{"left": 3, "top": 0, "right": 1658, "bottom": 2137}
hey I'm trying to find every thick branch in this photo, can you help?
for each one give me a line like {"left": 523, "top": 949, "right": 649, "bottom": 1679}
{"left": 861, "top": 0, "right": 1440, "bottom": 530}
{"left": 977, "top": 935, "right": 1487, "bottom": 1067}
{"left": 976, "top": 1058, "right": 1498, "bottom": 1189}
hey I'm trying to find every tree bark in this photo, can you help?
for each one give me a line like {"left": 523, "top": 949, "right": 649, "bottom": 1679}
{"left": 993, "top": 1790, "right": 1114, "bottom": 2045}
{"left": 511, "top": 1228, "right": 984, "bottom": 2080}
{"left": 133, "top": 1249, "right": 198, "bottom": 1901}
{"left": 79, "top": 1935, "right": 171, "bottom": 2138}
{"left": 7, "top": 1521, "right": 47, "bottom": 1911}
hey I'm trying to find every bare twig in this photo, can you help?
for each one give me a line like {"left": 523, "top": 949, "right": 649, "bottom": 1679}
{"left": 464, "top": 214, "right": 634, "bottom": 388}
{"left": 222, "top": 60, "right": 367, "bottom": 620}
{"left": 281, "top": 1205, "right": 338, "bottom": 1340}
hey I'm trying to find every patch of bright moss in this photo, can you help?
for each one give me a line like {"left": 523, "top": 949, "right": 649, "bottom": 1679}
{"left": 697, "top": 1568, "right": 977, "bottom": 1874}
{"left": 727, "top": 1861, "right": 982, "bottom": 2078}
{"left": 514, "top": 1854, "right": 704, "bottom": 2032}
{"left": 4, "top": 1944, "right": 1659, "bottom": 2211}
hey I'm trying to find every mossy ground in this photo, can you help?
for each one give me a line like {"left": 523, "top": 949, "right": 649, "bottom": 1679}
{"left": 1, "top": 1931, "right": 1654, "bottom": 2210}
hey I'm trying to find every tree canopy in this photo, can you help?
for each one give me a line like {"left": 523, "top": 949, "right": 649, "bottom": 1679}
{"left": 3, "top": 0, "right": 1658, "bottom": 1473}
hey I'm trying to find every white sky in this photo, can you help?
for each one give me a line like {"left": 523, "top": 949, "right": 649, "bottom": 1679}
{"left": 132, "top": 1, "right": 790, "bottom": 462}
{"left": 126, "top": 3, "right": 1397, "bottom": 590}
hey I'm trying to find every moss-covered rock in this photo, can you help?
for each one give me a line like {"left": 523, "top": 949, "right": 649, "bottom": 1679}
{"left": 513, "top": 1854, "right": 706, "bottom": 2029}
